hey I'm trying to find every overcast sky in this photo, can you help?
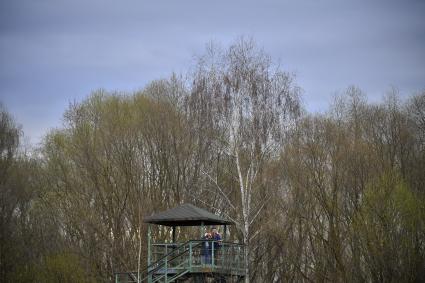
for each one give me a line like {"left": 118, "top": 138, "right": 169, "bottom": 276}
{"left": 1, "top": 0, "right": 424, "bottom": 145}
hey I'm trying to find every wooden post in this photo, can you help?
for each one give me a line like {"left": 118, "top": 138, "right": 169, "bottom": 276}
{"left": 172, "top": 226, "right": 176, "bottom": 244}
{"left": 212, "top": 238, "right": 215, "bottom": 267}
{"left": 189, "top": 241, "right": 193, "bottom": 271}
{"left": 200, "top": 222, "right": 205, "bottom": 267}
{"left": 148, "top": 224, "right": 152, "bottom": 283}
{"left": 165, "top": 245, "right": 168, "bottom": 283}
{"left": 147, "top": 224, "right": 151, "bottom": 266}
{"left": 223, "top": 225, "right": 227, "bottom": 268}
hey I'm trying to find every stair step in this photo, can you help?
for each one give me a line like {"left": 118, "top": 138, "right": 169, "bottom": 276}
{"left": 167, "top": 269, "right": 189, "bottom": 282}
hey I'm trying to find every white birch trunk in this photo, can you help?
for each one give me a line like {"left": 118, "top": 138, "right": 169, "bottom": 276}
{"left": 236, "top": 152, "right": 250, "bottom": 283}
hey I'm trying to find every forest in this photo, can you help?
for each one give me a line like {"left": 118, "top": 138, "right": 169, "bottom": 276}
{"left": 1, "top": 40, "right": 424, "bottom": 282}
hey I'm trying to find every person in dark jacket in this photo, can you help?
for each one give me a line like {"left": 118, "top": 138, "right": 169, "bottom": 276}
{"left": 210, "top": 227, "right": 222, "bottom": 265}
{"left": 201, "top": 232, "right": 211, "bottom": 264}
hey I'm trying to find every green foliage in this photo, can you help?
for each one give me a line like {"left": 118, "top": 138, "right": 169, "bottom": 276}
{"left": 354, "top": 172, "right": 424, "bottom": 282}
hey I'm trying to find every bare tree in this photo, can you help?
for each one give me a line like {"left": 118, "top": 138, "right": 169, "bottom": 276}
{"left": 188, "top": 38, "right": 301, "bottom": 282}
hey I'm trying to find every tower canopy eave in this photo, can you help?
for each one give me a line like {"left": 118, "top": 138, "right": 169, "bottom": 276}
{"left": 143, "top": 203, "right": 234, "bottom": 226}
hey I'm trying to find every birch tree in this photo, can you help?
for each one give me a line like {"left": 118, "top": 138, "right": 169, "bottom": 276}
{"left": 189, "top": 39, "right": 301, "bottom": 282}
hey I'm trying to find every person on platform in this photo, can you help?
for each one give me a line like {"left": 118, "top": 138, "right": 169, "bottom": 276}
{"left": 201, "top": 232, "right": 212, "bottom": 264}
{"left": 209, "top": 227, "right": 222, "bottom": 265}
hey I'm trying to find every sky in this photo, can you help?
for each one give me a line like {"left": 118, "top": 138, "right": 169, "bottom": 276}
{"left": 1, "top": 0, "right": 424, "bottom": 145}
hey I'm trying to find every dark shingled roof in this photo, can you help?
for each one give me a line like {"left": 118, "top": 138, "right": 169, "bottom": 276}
{"left": 144, "top": 203, "right": 233, "bottom": 226}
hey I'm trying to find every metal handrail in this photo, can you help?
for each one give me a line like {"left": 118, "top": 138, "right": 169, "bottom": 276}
{"left": 114, "top": 240, "right": 245, "bottom": 283}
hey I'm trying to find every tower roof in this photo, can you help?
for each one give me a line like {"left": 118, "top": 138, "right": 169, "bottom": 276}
{"left": 144, "top": 203, "right": 233, "bottom": 226}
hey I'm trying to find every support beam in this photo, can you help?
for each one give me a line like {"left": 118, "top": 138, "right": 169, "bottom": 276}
{"left": 147, "top": 224, "right": 151, "bottom": 266}
{"left": 172, "top": 226, "right": 176, "bottom": 244}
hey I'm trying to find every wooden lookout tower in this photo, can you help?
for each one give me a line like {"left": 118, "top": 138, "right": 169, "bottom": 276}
{"left": 114, "top": 204, "right": 246, "bottom": 283}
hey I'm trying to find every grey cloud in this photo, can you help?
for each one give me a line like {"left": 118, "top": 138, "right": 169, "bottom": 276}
{"left": 1, "top": 0, "right": 424, "bottom": 144}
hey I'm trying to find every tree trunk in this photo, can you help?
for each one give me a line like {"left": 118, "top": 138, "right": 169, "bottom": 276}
{"left": 236, "top": 152, "right": 250, "bottom": 283}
